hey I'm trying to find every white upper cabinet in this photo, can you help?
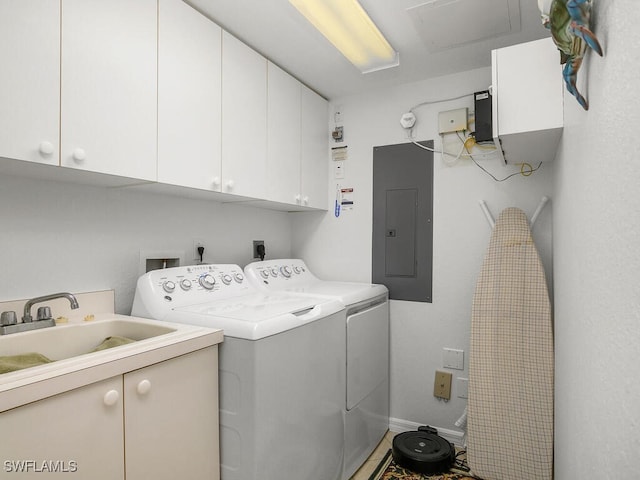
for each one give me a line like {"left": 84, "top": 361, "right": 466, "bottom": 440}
{"left": 301, "top": 86, "right": 329, "bottom": 210}
{"left": 267, "top": 62, "right": 301, "bottom": 205}
{"left": 0, "top": 0, "right": 60, "bottom": 165}
{"left": 492, "top": 37, "right": 563, "bottom": 165}
{"left": 61, "top": 0, "right": 157, "bottom": 181}
{"left": 158, "top": 0, "right": 222, "bottom": 191}
{"left": 221, "top": 31, "right": 268, "bottom": 199}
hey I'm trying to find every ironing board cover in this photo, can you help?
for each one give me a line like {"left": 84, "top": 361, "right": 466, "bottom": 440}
{"left": 467, "top": 207, "right": 553, "bottom": 480}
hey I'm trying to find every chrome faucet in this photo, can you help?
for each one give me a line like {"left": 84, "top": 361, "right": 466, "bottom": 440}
{"left": 22, "top": 292, "right": 80, "bottom": 323}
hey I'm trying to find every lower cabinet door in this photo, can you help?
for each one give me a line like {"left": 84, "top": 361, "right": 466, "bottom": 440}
{"left": 124, "top": 346, "right": 220, "bottom": 480}
{"left": 0, "top": 376, "right": 124, "bottom": 479}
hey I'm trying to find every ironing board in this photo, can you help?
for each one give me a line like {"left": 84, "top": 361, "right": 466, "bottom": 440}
{"left": 467, "top": 207, "right": 553, "bottom": 480}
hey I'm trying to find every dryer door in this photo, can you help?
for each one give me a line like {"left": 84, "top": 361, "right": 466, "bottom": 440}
{"left": 346, "top": 301, "right": 389, "bottom": 410}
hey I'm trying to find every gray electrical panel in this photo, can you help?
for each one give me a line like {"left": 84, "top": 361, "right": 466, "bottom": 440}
{"left": 372, "top": 141, "right": 433, "bottom": 302}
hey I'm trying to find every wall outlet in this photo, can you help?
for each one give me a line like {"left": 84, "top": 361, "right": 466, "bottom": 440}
{"left": 253, "top": 240, "right": 265, "bottom": 259}
{"left": 438, "top": 107, "right": 468, "bottom": 134}
{"left": 434, "top": 371, "right": 452, "bottom": 400}
{"left": 193, "top": 239, "right": 205, "bottom": 263}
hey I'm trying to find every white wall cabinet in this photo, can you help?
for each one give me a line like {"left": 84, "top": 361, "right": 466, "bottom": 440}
{"left": 301, "top": 86, "right": 329, "bottom": 210}
{"left": 60, "top": 0, "right": 157, "bottom": 181}
{"left": 158, "top": 0, "right": 222, "bottom": 191}
{"left": 222, "top": 32, "right": 268, "bottom": 199}
{"left": 267, "top": 62, "right": 302, "bottom": 205}
{"left": 0, "top": 347, "right": 219, "bottom": 480}
{"left": 492, "top": 37, "right": 564, "bottom": 165}
{"left": 0, "top": 0, "right": 60, "bottom": 166}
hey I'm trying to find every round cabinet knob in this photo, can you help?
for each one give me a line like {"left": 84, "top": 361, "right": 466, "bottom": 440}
{"left": 212, "top": 177, "right": 220, "bottom": 187}
{"left": 295, "top": 194, "right": 302, "bottom": 204}
{"left": 302, "top": 196, "right": 309, "bottom": 205}
{"left": 260, "top": 270, "right": 270, "bottom": 279}
{"left": 72, "top": 148, "right": 86, "bottom": 162}
{"left": 39, "top": 141, "right": 54, "bottom": 156}
{"left": 280, "top": 266, "right": 292, "bottom": 278}
{"left": 234, "top": 272, "right": 244, "bottom": 283}
{"left": 137, "top": 379, "right": 151, "bottom": 395}
{"left": 103, "top": 389, "right": 119, "bottom": 406}
{"left": 162, "top": 281, "right": 176, "bottom": 293}
{"left": 221, "top": 274, "right": 232, "bottom": 285}
{"left": 199, "top": 273, "right": 216, "bottom": 290}
{"left": 225, "top": 180, "right": 235, "bottom": 190}
{"left": 180, "top": 279, "right": 192, "bottom": 291}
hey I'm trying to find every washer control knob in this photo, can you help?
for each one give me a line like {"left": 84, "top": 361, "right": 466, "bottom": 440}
{"left": 260, "top": 270, "right": 270, "bottom": 279}
{"left": 199, "top": 274, "right": 216, "bottom": 290}
{"left": 162, "top": 281, "right": 176, "bottom": 293}
{"left": 270, "top": 268, "right": 278, "bottom": 277}
{"left": 180, "top": 279, "right": 192, "bottom": 291}
{"left": 280, "top": 266, "right": 292, "bottom": 278}
{"left": 234, "top": 273, "right": 244, "bottom": 283}
{"left": 293, "top": 266, "right": 302, "bottom": 274}
{"left": 221, "top": 274, "right": 233, "bottom": 285}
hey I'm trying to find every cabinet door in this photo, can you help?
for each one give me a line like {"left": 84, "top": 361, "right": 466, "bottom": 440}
{"left": 0, "top": 0, "right": 60, "bottom": 165}
{"left": 0, "top": 376, "right": 124, "bottom": 479}
{"left": 221, "top": 32, "right": 267, "bottom": 198}
{"left": 158, "top": 0, "right": 222, "bottom": 191}
{"left": 61, "top": 0, "right": 157, "bottom": 181}
{"left": 300, "top": 86, "right": 329, "bottom": 210}
{"left": 124, "top": 346, "right": 220, "bottom": 480}
{"left": 267, "top": 62, "right": 301, "bottom": 205}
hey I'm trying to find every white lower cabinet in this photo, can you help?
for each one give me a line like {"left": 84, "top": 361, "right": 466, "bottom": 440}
{"left": 0, "top": 347, "right": 219, "bottom": 480}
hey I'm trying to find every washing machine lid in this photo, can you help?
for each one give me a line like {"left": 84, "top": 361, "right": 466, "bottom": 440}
{"left": 168, "top": 293, "right": 343, "bottom": 340}
{"left": 283, "top": 281, "right": 388, "bottom": 307}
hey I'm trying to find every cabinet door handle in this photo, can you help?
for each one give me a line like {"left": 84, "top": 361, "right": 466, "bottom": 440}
{"left": 39, "top": 141, "right": 54, "bottom": 156}
{"left": 72, "top": 148, "right": 86, "bottom": 162}
{"left": 103, "top": 389, "right": 120, "bottom": 406}
{"left": 137, "top": 379, "right": 152, "bottom": 395}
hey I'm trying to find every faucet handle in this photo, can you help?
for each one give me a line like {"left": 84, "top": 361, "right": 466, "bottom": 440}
{"left": 37, "top": 306, "right": 53, "bottom": 321}
{"left": 1, "top": 311, "right": 18, "bottom": 326}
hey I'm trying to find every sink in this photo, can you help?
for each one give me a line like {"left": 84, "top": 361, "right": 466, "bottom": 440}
{"left": 0, "top": 318, "right": 176, "bottom": 363}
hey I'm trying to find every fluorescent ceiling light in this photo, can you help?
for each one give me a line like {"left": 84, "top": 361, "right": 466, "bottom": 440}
{"left": 289, "top": 0, "right": 399, "bottom": 74}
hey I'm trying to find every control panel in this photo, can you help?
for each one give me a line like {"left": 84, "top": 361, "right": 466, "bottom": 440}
{"left": 133, "top": 264, "right": 250, "bottom": 314}
{"left": 244, "top": 259, "right": 317, "bottom": 289}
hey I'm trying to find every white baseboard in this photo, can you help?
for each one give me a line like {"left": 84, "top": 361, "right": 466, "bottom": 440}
{"left": 389, "top": 417, "right": 466, "bottom": 447}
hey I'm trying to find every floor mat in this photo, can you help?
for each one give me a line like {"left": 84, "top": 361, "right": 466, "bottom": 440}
{"left": 369, "top": 449, "right": 481, "bottom": 480}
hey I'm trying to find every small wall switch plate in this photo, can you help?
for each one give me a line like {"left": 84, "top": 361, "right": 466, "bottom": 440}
{"left": 334, "top": 161, "right": 345, "bottom": 179}
{"left": 438, "top": 107, "right": 468, "bottom": 134}
{"left": 434, "top": 371, "right": 452, "bottom": 400}
{"left": 443, "top": 348, "right": 464, "bottom": 370}
{"left": 457, "top": 377, "right": 469, "bottom": 399}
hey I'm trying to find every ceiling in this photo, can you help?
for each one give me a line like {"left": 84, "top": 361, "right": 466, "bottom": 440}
{"left": 185, "top": 0, "right": 549, "bottom": 100}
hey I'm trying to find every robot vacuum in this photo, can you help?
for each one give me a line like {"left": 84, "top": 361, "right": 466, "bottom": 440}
{"left": 392, "top": 426, "right": 456, "bottom": 475}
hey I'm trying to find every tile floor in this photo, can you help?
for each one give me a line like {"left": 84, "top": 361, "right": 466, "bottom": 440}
{"left": 350, "top": 430, "right": 396, "bottom": 480}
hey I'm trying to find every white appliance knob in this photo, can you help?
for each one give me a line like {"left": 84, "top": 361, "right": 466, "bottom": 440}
{"left": 137, "top": 379, "right": 151, "bottom": 395}
{"left": 280, "top": 266, "right": 292, "bottom": 278}
{"left": 226, "top": 180, "right": 235, "bottom": 190}
{"left": 221, "top": 274, "right": 232, "bottom": 285}
{"left": 103, "top": 389, "right": 119, "bottom": 406}
{"left": 72, "top": 148, "right": 86, "bottom": 162}
{"left": 234, "top": 272, "right": 244, "bottom": 283}
{"left": 180, "top": 279, "right": 192, "bottom": 291}
{"left": 295, "top": 194, "right": 302, "bottom": 204}
{"left": 302, "top": 196, "right": 309, "bottom": 205}
{"left": 39, "top": 141, "right": 54, "bottom": 156}
{"left": 270, "top": 267, "right": 278, "bottom": 277}
{"left": 293, "top": 266, "right": 302, "bottom": 274}
{"left": 212, "top": 177, "right": 220, "bottom": 187}
{"left": 260, "top": 270, "right": 270, "bottom": 279}
{"left": 162, "top": 280, "right": 176, "bottom": 293}
{"left": 199, "top": 273, "right": 216, "bottom": 290}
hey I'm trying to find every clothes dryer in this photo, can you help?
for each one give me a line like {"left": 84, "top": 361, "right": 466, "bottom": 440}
{"left": 244, "top": 259, "right": 389, "bottom": 480}
{"left": 132, "top": 264, "right": 345, "bottom": 480}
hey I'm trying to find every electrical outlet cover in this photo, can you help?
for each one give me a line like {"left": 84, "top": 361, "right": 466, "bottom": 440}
{"left": 438, "top": 107, "right": 468, "bottom": 134}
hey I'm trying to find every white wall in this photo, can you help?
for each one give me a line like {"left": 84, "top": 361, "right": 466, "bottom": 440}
{"left": 553, "top": 1, "right": 640, "bottom": 477}
{"left": 0, "top": 174, "right": 292, "bottom": 314}
{"left": 292, "top": 67, "right": 554, "bottom": 431}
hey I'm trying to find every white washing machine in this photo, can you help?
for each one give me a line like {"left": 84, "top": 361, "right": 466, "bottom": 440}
{"left": 244, "top": 259, "right": 389, "bottom": 480}
{"left": 131, "top": 264, "right": 346, "bottom": 480}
